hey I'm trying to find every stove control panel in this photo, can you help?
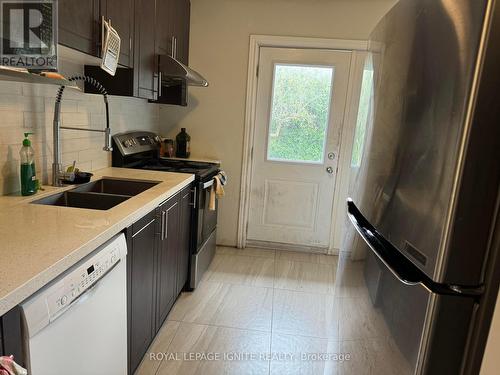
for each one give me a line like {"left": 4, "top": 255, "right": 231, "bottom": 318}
{"left": 112, "top": 131, "right": 160, "bottom": 156}
{"left": 122, "top": 138, "right": 137, "bottom": 148}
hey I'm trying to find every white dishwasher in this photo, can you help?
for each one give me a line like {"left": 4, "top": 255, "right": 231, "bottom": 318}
{"left": 21, "top": 233, "right": 128, "bottom": 375}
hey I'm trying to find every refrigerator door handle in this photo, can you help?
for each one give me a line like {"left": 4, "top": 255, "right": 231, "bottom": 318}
{"left": 347, "top": 199, "right": 482, "bottom": 297}
{"left": 347, "top": 198, "right": 422, "bottom": 286}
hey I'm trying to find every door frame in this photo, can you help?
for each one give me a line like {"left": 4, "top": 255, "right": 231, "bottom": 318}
{"left": 238, "top": 34, "right": 368, "bottom": 253}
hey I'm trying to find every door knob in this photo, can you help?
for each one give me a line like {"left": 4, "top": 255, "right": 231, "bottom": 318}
{"left": 326, "top": 166, "right": 334, "bottom": 174}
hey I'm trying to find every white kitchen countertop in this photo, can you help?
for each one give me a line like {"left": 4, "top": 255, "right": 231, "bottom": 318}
{"left": 0, "top": 167, "right": 194, "bottom": 316}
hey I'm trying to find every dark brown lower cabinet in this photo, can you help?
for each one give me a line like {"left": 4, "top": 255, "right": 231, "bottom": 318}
{"left": 177, "top": 186, "right": 192, "bottom": 295}
{"left": 156, "top": 194, "right": 180, "bottom": 328}
{"left": 0, "top": 306, "right": 24, "bottom": 367}
{"left": 127, "top": 210, "right": 157, "bottom": 373}
{"left": 0, "top": 186, "right": 192, "bottom": 375}
{"left": 127, "top": 184, "right": 192, "bottom": 374}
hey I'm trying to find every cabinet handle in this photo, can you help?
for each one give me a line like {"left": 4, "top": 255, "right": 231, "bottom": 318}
{"left": 101, "top": 16, "right": 105, "bottom": 48}
{"left": 158, "top": 72, "right": 162, "bottom": 97}
{"left": 161, "top": 211, "right": 166, "bottom": 240}
{"left": 171, "top": 36, "right": 177, "bottom": 59}
{"left": 164, "top": 211, "right": 168, "bottom": 239}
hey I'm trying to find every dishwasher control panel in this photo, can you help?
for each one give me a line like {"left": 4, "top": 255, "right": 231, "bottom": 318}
{"left": 46, "top": 244, "right": 122, "bottom": 319}
{"left": 21, "top": 234, "right": 128, "bottom": 338}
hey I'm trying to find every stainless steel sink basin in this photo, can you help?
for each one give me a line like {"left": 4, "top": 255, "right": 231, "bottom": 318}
{"left": 71, "top": 178, "right": 159, "bottom": 196}
{"left": 32, "top": 191, "right": 131, "bottom": 210}
{"left": 31, "top": 178, "right": 160, "bottom": 210}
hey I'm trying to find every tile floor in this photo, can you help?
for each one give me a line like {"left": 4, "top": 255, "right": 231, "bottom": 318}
{"left": 135, "top": 247, "right": 410, "bottom": 375}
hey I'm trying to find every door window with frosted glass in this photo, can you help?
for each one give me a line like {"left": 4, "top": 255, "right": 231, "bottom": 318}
{"left": 266, "top": 64, "right": 334, "bottom": 164}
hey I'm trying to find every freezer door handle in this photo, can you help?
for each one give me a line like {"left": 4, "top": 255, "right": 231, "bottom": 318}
{"left": 346, "top": 199, "right": 482, "bottom": 297}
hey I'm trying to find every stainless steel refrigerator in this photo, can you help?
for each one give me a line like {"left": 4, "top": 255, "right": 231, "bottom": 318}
{"left": 345, "top": 0, "right": 500, "bottom": 373}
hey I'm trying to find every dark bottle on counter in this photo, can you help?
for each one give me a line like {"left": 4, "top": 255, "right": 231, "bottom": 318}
{"left": 176, "top": 128, "right": 191, "bottom": 158}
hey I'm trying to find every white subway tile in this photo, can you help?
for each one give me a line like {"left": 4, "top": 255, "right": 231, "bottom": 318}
{"left": 0, "top": 111, "right": 23, "bottom": 127}
{"left": 61, "top": 112, "right": 90, "bottom": 127}
{"left": 0, "top": 88, "right": 159, "bottom": 195}
{"left": 90, "top": 113, "right": 106, "bottom": 128}
{"left": 61, "top": 137, "right": 91, "bottom": 153}
{"left": 23, "top": 112, "right": 46, "bottom": 129}
{"left": 91, "top": 155, "right": 111, "bottom": 171}
{"left": 0, "top": 82, "right": 23, "bottom": 95}
{"left": 78, "top": 148, "right": 99, "bottom": 163}
{"left": 61, "top": 151, "right": 79, "bottom": 166}
{"left": 23, "top": 83, "right": 58, "bottom": 97}
{"left": 76, "top": 161, "right": 92, "bottom": 172}
{"left": 0, "top": 127, "right": 25, "bottom": 145}
{"left": 0, "top": 144, "right": 18, "bottom": 162}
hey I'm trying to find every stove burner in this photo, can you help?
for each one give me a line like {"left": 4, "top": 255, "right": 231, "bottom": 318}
{"left": 140, "top": 159, "right": 220, "bottom": 181}
{"left": 158, "top": 159, "right": 213, "bottom": 169}
{"left": 142, "top": 165, "right": 175, "bottom": 171}
{"left": 111, "top": 132, "right": 219, "bottom": 181}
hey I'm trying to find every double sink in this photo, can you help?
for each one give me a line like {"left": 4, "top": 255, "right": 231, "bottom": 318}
{"left": 32, "top": 178, "right": 160, "bottom": 210}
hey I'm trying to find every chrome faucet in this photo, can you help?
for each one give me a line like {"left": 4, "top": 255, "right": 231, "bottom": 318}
{"left": 52, "top": 75, "right": 113, "bottom": 186}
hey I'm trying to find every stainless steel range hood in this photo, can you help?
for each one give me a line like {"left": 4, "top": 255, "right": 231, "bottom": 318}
{"left": 158, "top": 54, "right": 208, "bottom": 87}
{"left": 158, "top": 37, "right": 208, "bottom": 87}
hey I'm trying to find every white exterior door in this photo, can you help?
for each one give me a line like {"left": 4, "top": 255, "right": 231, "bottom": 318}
{"left": 247, "top": 47, "right": 351, "bottom": 249}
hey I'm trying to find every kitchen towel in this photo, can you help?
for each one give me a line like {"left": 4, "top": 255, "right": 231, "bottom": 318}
{"left": 0, "top": 356, "right": 27, "bottom": 375}
{"left": 209, "top": 170, "right": 227, "bottom": 211}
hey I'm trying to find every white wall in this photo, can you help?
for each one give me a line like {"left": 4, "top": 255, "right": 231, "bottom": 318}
{"left": 159, "top": 0, "right": 396, "bottom": 246}
{"left": 0, "top": 53, "right": 159, "bottom": 195}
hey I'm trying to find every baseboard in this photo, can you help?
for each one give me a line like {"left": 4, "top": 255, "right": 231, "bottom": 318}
{"left": 245, "top": 239, "right": 338, "bottom": 255}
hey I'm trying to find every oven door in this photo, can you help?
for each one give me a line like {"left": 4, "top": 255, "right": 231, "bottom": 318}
{"left": 196, "top": 178, "right": 217, "bottom": 250}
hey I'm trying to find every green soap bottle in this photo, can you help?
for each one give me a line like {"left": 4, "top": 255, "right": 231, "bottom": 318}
{"left": 20, "top": 132, "right": 37, "bottom": 196}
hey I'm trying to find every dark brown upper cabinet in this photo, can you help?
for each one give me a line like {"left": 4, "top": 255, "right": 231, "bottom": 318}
{"left": 61, "top": 0, "right": 191, "bottom": 102}
{"left": 176, "top": 0, "right": 191, "bottom": 65}
{"left": 155, "top": 0, "right": 173, "bottom": 56}
{"left": 157, "top": 0, "right": 190, "bottom": 64}
{"left": 59, "top": 0, "right": 134, "bottom": 68}
{"left": 59, "top": 0, "right": 99, "bottom": 55}
{"left": 100, "top": 0, "right": 135, "bottom": 67}
{"left": 134, "top": 0, "right": 157, "bottom": 100}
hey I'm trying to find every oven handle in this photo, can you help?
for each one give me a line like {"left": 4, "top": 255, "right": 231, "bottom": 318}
{"left": 190, "top": 187, "right": 197, "bottom": 209}
{"left": 202, "top": 179, "right": 214, "bottom": 189}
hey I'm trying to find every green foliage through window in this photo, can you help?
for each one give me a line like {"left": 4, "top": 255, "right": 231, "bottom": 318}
{"left": 267, "top": 64, "right": 334, "bottom": 163}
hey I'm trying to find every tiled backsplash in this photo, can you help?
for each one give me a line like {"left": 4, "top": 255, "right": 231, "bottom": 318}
{"left": 0, "top": 81, "right": 159, "bottom": 195}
